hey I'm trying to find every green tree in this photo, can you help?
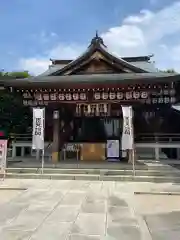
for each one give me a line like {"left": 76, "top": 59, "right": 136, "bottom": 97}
{"left": 165, "top": 69, "right": 176, "bottom": 73}
{"left": 0, "top": 71, "right": 32, "bottom": 135}
{"left": 0, "top": 71, "right": 31, "bottom": 79}
{"left": 159, "top": 68, "right": 177, "bottom": 73}
{"left": 8, "top": 71, "right": 31, "bottom": 78}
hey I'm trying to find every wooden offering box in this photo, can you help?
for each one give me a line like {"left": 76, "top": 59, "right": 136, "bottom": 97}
{"left": 80, "top": 143, "right": 106, "bottom": 161}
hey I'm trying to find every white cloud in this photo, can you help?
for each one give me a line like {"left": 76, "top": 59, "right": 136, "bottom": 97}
{"left": 101, "top": 25, "right": 147, "bottom": 57}
{"left": 19, "top": 44, "right": 84, "bottom": 75}
{"left": 123, "top": 10, "right": 154, "bottom": 24}
{"left": 50, "top": 32, "right": 58, "bottom": 37}
{"left": 144, "top": 2, "right": 180, "bottom": 43}
{"left": 49, "top": 44, "right": 84, "bottom": 59}
{"left": 19, "top": 1, "right": 180, "bottom": 74}
{"left": 18, "top": 58, "right": 50, "bottom": 75}
{"left": 102, "top": 1, "right": 180, "bottom": 72}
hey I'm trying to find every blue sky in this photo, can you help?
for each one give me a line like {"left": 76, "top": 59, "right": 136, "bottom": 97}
{"left": 0, "top": 0, "right": 180, "bottom": 74}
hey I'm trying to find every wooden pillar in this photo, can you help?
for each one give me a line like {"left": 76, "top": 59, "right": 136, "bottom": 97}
{"left": 52, "top": 110, "right": 60, "bottom": 164}
{"left": 128, "top": 150, "right": 132, "bottom": 163}
{"left": 177, "top": 148, "right": 180, "bottom": 160}
{"left": 128, "top": 149, "right": 136, "bottom": 163}
{"left": 21, "top": 147, "right": 25, "bottom": 157}
{"left": 12, "top": 145, "right": 16, "bottom": 159}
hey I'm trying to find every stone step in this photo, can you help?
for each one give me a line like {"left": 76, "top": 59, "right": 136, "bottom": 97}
{"left": 3, "top": 172, "right": 180, "bottom": 183}
{"left": 6, "top": 167, "right": 180, "bottom": 177}
{"left": 7, "top": 160, "right": 178, "bottom": 170}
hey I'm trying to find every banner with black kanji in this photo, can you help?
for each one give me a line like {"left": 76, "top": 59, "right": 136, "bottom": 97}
{"left": 121, "top": 106, "right": 133, "bottom": 150}
{"left": 32, "top": 108, "right": 45, "bottom": 150}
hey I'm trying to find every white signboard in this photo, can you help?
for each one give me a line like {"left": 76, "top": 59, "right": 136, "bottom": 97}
{"left": 0, "top": 140, "right": 8, "bottom": 174}
{"left": 107, "top": 140, "right": 120, "bottom": 158}
{"left": 32, "top": 108, "right": 45, "bottom": 150}
{"left": 121, "top": 106, "right": 133, "bottom": 150}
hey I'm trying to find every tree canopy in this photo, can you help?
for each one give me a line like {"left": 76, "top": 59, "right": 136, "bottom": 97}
{"left": 159, "top": 68, "right": 177, "bottom": 73}
{"left": 0, "top": 71, "right": 32, "bottom": 136}
{"left": 0, "top": 71, "right": 31, "bottom": 79}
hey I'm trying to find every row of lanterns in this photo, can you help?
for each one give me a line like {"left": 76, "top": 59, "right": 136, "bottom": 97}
{"left": 23, "top": 90, "right": 176, "bottom": 102}
{"left": 22, "top": 96, "right": 176, "bottom": 107}
{"left": 23, "top": 91, "right": 149, "bottom": 102}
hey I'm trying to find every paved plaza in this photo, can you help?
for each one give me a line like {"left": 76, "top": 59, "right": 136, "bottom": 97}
{"left": 0, "top": 179, "right": 180, "bottom": 239}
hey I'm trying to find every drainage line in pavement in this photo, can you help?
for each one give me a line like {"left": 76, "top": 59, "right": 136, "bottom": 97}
{"left": 0, "top": 187, "right": 27, "bottom": 191}
{"left": 134, "top": 191, "right": 180, "bottom": 196}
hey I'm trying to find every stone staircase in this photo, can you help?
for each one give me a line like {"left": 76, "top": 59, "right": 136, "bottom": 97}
{"left": 4, "top": 165, "right": 180, "bottom": 183}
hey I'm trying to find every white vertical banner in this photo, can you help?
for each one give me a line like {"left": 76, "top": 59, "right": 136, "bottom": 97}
{"left": 32, "top": 108, "right": 45, "bottom": 150}
{"left": 121, "top": 106, "right": 133, "bottom": 150}
{"left": 0, "top": 140, "right": 8, "bottom": 179}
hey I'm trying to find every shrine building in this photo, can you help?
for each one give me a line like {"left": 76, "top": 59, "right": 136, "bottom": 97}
{"left": 1, "top": 33, "right": 180, "bottom": 163}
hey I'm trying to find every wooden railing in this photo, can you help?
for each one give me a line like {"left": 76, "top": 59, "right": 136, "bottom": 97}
{"left": 8, "top": 133, "right": 180, "bottom": 160}
{"left": 9, "top": 133, "right": 32, "bottom": 141}
{"left": 135, "top": 133, "right": 180, "bottom": 143}
{"left": 10, "top": 132, "right": 180, "bottom": 143}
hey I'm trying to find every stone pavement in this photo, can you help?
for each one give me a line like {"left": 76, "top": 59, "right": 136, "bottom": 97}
{"left": 0, "top": 179, "right": 180, "bottom": 239}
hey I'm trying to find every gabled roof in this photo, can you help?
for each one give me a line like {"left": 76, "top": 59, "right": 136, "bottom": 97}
{"left": 1, "top": 72, "right": 179, "bottom": 88}
{"left": 49, "top": 33, "right": 149, "bottom": 76}
{"left": 50, "top": 55, "right": 152, "bottom": 65}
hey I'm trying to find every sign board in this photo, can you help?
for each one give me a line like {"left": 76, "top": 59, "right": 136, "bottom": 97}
{"left": 107, "top": 140, "right": 120, "bottom": 159}
{"left": 32, "top": 108, "right": 45, "bottom": 150}
{"left": 121, "top": 106, "right": 133, "bottom": 150}
{"left": 0, "top": 140, "right": 8, "bottom": 175}
{"left": 0, "top": 131, "right": 5, "bottom": 137}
